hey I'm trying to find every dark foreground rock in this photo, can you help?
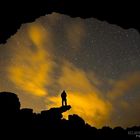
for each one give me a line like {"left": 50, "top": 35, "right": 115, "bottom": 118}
{"left": 0, "top": 91, "right": 139, "bottom": 139}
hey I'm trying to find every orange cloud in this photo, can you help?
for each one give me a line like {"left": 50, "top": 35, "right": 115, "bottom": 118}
{"left": 8, "top": 23, "right": 54, "bottom": 96}
{"left": 47, "top": 62, "right": 112, "bottom": 127}
{"left": 28, "top": 23, "right": 47, "bottom": 47}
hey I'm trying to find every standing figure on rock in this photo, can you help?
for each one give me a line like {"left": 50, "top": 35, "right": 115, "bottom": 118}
{"left": 61, "top": 90, "right": 67, "bottom": 106}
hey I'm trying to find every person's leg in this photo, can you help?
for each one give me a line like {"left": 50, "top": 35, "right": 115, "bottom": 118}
{"left": 62, "top": 100, "right": 64, "bottom": 106}
{"left": 65, "top": 99, "right": 67, "bottom": 106}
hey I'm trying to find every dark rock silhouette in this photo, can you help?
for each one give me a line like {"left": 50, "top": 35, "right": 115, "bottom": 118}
{"left": 68, "top": 114, "right": 85, "bottom": 129}
{"left": 41, "top": 105, "right": 71, "bottom": 123}
{"left": 0, "top": 92, "right": 20, "bottom": 120}
{"left": 0, "top": 91, "right": 20, "bottom": 112}
{"left": 0, "top": 91, "right": 139, "bottom": 139}
{"left": 0, "top": 1, "right": 139, "bottom": 43}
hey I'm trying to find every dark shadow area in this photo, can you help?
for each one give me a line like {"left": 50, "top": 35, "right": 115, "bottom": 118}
{"left": 0, "top": 91, "right": 139, "bottom": 139}
{"left": 0, "top": 0, "right": 139, "bottom": 43}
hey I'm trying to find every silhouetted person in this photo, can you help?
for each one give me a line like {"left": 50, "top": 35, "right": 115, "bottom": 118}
{"left": 61, "top": 90, "right": 67, "bottom": 106}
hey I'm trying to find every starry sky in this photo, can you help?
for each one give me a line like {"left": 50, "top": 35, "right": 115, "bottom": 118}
{"left": 0, "top": 13, "right": 140, "bottom": 128}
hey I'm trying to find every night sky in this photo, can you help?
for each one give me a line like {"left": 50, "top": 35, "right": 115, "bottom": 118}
{"left": 0, "top": 13, "right": 140, "bottom": 128}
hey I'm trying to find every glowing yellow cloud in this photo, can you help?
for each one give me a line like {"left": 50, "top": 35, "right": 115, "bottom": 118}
{"left": 28, "top": 23, "right": 47, "bottom": 47}
{"left": 47, "top": 62, "right": 112, "bottom": 127}
{"left": 8, "top": 23, "right": 53, "bottom": 96}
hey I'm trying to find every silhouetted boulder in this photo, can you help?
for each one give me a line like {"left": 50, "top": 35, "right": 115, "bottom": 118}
{"left": 0, "top": 92, "right": 20, "bottom": 130}
{"left": 0, "top": 92, "right": 20, "bottom": 115}
{"left": 59, "top": 105, "right": 71, "bottom": 113}
{"left": 68, "top": 114, "right": 85, "bottom": 128}
{"left": 20, "top": 108, "right": 33, "bottom": 113}
{"left": 41, "top": 105, "right": 71, "bottom": 122}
